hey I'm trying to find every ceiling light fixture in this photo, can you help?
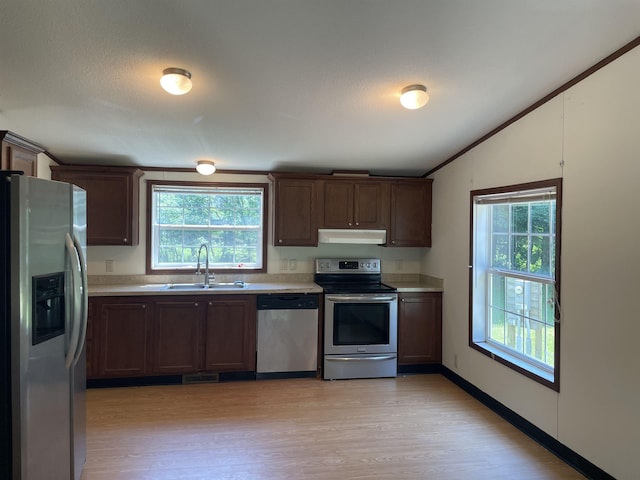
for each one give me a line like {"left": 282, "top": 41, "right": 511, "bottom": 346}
{"left": 195, "top": 160, "right": 216, "bottom": 175}
{"left": 160, "top": 68, "right": 193, "bottom": 95}
{"left": 400, "top": 84, "right": 429, "bottom": 110}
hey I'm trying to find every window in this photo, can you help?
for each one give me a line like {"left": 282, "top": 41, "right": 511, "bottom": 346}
{"left": 470, "top": 179, "right": 561, "bottom": 390}
{"left": 147, "top": 181, "right": 267, "bottom": 274}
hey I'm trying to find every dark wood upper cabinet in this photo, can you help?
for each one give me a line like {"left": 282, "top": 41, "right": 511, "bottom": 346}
{"left": 270, "top": 174, "right": 319, "bottom": 246}
{"left": 0, "top": 131, "right": 44, "bottom": 177}
{"left": 388, "top": 180, "right": 432, "bottom": 247}
{"left": 321, "top": 180, "right": 389, "bottom": 229}
{"left": 50, "top": 165, "right": 143, "bottom": 246}
{"left": 271, "top": 173, "right": 432, "bottom": 247}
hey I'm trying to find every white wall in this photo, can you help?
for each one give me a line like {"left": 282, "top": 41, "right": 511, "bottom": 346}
{"left": 86, "top": 170, "right": 424, "bottom": 277}
{"left": 424, "top": 46, "right": 640, "bottom": 478}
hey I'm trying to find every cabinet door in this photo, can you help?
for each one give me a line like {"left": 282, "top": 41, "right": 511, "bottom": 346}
{"left": 95, "top": 300, "right": 150, "bottom": 377}
{"left": 204, "top": 296, "right": 256, "bottom": 372}
{"left": 273, "top": 178, "right": 319, "bottom": 246}
{"left": 2, "top": 143, "right": 37, "bottom": 177}
{"left": 322, "top": 181, "right": 354, "bottom": 228}
{"left": 389, "top": 181, "right": 432, "bottom": 247}
{"left": 398, "top": 292, "right": 442, "bottom": 365}
{"left": 354, "top": 182, "right": 388, "bottom": 229}
{"left": 153, "top": 299, "right": 206, "bottom": 374}
{"left": 50, "top": 167, "right": 142, "bottom": 246}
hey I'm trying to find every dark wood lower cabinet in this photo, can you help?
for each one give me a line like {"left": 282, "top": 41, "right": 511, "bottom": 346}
{"left": 397, "top": 292, "right": 442, "bottom": 366}
{"left": 87, "top": 294, "right": 257, "bottom": 380}
{"left": 153, "top": 298, "right": 207, "bottom": 374}
{"left": 94, "top": 299, "right": 151, "bottom": 377}
{"left": 205, "top": 296, "right": 256, "bottom": 372}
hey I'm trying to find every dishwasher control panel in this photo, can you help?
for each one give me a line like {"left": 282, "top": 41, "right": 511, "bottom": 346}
{"left": 257, "top": 294, "right": 319, "bottom": 310}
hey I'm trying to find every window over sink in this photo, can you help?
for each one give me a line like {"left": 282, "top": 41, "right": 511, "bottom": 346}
{"left": 147, "top": 181, "right": 267, "bottom": 274}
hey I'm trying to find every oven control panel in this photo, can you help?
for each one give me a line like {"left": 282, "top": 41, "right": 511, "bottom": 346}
{"left": 315, "top": 258, "right": 381, "bottom": 274}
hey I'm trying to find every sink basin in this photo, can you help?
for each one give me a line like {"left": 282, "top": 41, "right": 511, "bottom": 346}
{"left": 164, "top": 281, "right": 247, "bottom": 290}
{"left": 165, "top": 283, "right": 210, "bottom": 290}
{"left": 209, "top": 281, "right": 247, "bottom": 289}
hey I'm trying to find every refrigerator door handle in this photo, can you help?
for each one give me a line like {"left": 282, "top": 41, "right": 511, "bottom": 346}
{"left": 72, "top": 233, "right": 88, "bottom": 366}
{"left": 64, "top": 233, "right": 85, "bottom": 369}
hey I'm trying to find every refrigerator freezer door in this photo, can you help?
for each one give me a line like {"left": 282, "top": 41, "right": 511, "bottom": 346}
{"left": 11, "top": 176, "right": 73, "bottom": 479}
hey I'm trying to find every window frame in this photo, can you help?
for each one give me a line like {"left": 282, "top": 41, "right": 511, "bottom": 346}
{"left": 146, "top": 180, "right": 268, "bottom": 275}
{"left": 469, "top": 178, "right": 562, "bottom": 391}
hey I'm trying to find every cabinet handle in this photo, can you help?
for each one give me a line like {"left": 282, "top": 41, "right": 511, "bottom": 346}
{"left": 348, "top": 222, "right": 352, "bottom": 227}
{"left": 123, "top": 237, "right": 128, "bottom": 243}
{"left": 209, "top": 302, "right": 212, "bottom": 306}
{"left": 401, "top": 298, "right": 405, "bottom": 302}
{"left": 141, "top": 305, "right": 146, "bottom": 308}
{"left": 195, "top": 303, "right": 198, "bottom": 306}
{"left": 392, "top": 240, "right": 396, "bottom": 245}
{"left": 278, "top": 239, "right": 283, "bottom": 243}
{"left": 355, "top": 222, "right": 359, "bottom": 226}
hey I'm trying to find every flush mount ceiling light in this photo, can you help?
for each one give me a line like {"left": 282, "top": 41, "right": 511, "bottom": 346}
{"left": 195, "top": 160, "right": 216, "bottom": 175}
{"left": 160, "top": 68, "right": 193, "bottom": 95}
{"left": 400, "top": 84, "right": 429, "bottom": 110}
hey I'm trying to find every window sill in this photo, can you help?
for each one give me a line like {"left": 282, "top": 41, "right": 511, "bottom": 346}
{"left": 471, "top": 341, "right": 558, "bottom": 391}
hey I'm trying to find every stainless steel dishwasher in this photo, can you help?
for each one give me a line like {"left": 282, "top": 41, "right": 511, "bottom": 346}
{"left": 256, "top": 294, "right": 319, "bottom": 379}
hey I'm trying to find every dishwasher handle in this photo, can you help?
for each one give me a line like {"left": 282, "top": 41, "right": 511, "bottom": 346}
{"left": 257, "top": 293, "right": 319, "bottom": 310}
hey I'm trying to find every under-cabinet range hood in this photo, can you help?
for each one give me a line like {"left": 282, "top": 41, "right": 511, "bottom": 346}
{"left": 318, "top": 229, "right": 387, "bottom": 245}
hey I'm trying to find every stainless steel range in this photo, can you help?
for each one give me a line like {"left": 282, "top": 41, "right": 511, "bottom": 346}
{"left": 315, "top": 258, "right": 398, "bottom": 380}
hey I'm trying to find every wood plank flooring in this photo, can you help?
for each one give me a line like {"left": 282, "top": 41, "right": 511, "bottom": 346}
{"left": 83, "top": 375, "right": 585, "bottom": 480}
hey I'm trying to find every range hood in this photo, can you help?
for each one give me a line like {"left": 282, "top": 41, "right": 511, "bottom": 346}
{"left": 318, "top": 229, "right": 387, "bottom": 245}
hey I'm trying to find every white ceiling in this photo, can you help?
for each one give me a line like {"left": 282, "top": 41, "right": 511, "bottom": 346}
{"left": 1, "top": 1, "right": 639, "bottom": 176}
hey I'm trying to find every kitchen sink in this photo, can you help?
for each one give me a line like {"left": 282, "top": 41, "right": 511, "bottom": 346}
{"left": 164, "top": 281, "right": 247, "bottom": 290}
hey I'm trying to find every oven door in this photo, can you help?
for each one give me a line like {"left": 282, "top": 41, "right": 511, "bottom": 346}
{"left": 324, "top": 293, "right": 398, "bottom": 356}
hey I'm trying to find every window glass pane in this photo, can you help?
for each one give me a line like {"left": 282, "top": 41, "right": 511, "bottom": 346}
{"left": 158, "top": 206, "right": 183, "bottom": 225}
{"left": 512, "top": 204, "right": 529, "bottom": 233}
{"left": 488, "top": 273, "right": 555, "bottom": 369}
{"left": 511, "top": 235, "right": 529, "bottom": 272}
{"left": 183, "top": 230, "right": 210, "bottom": 247}
{"left": 531, "top": 203, "right": 550, "bottom": 233}
{"left": 492, "top": 205, "right": 509, "bottom": 233}
{"left": 159, "top": 229, "right": 182, "bottom": 246}
{"left": 185, "top": 207, "right": 209, "bottom": 226}
{"left": 530, "top": 235, "right": 551, "bottom": 275}
{"left": 158, "top": 246, "right": 184, "bottom": 264}
{"left": 491, "top": 234, "right": 509, "bottom": 268}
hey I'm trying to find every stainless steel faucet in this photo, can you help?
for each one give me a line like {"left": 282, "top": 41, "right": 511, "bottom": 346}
{"left": 196, "top": 243, "right": 212, "bottom": 286}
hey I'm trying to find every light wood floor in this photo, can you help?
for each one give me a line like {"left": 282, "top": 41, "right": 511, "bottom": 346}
{"left": 83, "top": 375, "right": 584, "bottom": 480}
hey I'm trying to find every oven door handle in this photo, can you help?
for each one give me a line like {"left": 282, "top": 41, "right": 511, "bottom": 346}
{"left": 326, "top": 355, "right": 397, "bottom": 362}
{"left": 325, "top": 295, "right": 397, "bottom": 302}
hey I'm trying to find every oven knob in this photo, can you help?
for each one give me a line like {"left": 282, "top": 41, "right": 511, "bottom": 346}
{"left": 373, "top": 262, "right": 377, "bottom": 268}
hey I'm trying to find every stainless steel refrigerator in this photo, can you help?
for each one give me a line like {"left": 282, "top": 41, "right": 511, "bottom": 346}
{"left": 1, "top": 172, "right": 88, "bottom": 480}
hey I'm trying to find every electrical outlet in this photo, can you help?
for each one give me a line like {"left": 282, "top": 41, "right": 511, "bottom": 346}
{"left": 395, "top": 259, "right": 403, "bottom": 272}
{"left": 105, "top": 259, "right": 114, "bottom": 273}
{"left": 289, "top": 259, "right": 297, "bottom": 271}
{"left": 454, "top": 354, "right": 458, "bottom": 369}
{"left": 280, "top": 259, "right": 288, "bottom": 271}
